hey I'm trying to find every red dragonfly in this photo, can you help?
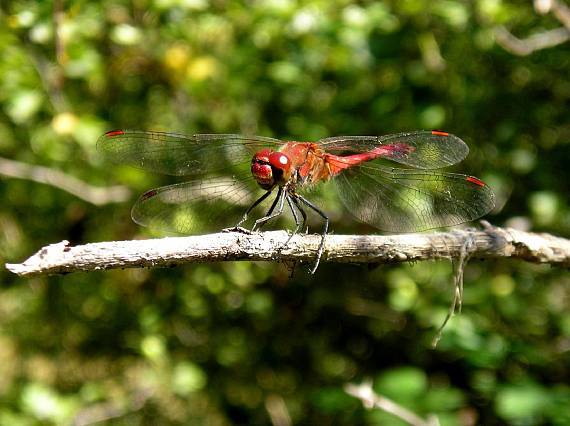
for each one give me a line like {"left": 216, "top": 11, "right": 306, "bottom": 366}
{"left": 98, "top": 130, "right": 495, "bottom": 272}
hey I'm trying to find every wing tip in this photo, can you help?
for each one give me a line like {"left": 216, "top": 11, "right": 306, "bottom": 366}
{"left": 140, "top": 189, "right": 159, "bottom": 201}
{"left": 465, "top": 176, "right": 486, "bottom": 187}
{"left": 104, "top": 129, "right": 126, "bottom": 137}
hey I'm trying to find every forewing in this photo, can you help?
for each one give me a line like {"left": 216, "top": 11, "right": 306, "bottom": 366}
{"left": 131, "top": 172, "right": 268, "bottom": 234}
{"left": 318, "top": 131, "right": 469, "bottom": 169}
{"left": 333, "top": 163, "right": 495, "bottom": 232}
{"left": 97, "top": 130, "right": 283, "bottom": 176}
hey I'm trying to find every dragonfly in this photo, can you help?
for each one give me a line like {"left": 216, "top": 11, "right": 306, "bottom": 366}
{"left": 98, "top": 130, "right": 495, "bottom": 273}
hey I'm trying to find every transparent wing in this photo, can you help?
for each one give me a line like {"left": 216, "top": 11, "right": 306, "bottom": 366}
{"left": 131, "top": 171, "right": 269, "bottom": 234}
{"left": 332, "top": 162, "right": 495, "bottom": 232}
{"left": 318, "top": 131, "right": 469, "bottom": 169}
{"left": 97, "top": 130, "right": 284, "bottom": 176}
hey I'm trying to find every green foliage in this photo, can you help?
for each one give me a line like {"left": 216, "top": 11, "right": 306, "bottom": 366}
{"left": 1, "top": 0, "right": 569, "bottom": 424}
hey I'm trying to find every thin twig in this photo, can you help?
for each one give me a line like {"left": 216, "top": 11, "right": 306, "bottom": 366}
{"left": 496, "top": 0, "right": 570, "bottom": 55}
{"left": 494, "top": 25, "right": 570, "bottom": 55}
{"left": 345, "top": 381, "right": 439, "bottom": 426}
{"left": 265, "top": 394, "right": 292, "bottom": 426}
{"left": 5, "top": 224, "right": 570, "bottom": 276}
{"left": 53, "top": 0, "right": 67, "bottom": 65}
{"left": 432, "top": 234, "right": 475, "bottom": 348}
{"left": 551, "top": 0, "right": 570, "bottom": 29}
{"left": 0, "top": 157, "right": 131, "bottom": 205}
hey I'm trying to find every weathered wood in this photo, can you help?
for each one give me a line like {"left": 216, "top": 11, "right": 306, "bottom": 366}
{"left": 6, "top": 225, "right": 570, "bottom": 276}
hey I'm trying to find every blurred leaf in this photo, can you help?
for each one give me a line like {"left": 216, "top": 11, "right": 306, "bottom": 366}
{"left": 529, "top": 191, "right": 560, "bottom": 226}
{"left": 110, "top": 24, "right": 142, "bottom": 46}
{"left": 140, "top": 334, "right": 167, "bottom": 363}
{"left": 6, "top": 90, "right": 43, "bottom": 124}
{"left": 20, "top": 384, "right": 77, "bottom": 422}
{"left": 496, "top": 382, "right": 548, "bottom": 423}
{"left": 374, "top": 367, "right": 428, "bottom": 401}
{"left": 312, "top": 387, "right": 355, "bottom": 414}
{"left": 172, "top": 361, "right": 207, "bottom": 395}
{"left": 424, "top": 386, "right": 465, "bottom": 411}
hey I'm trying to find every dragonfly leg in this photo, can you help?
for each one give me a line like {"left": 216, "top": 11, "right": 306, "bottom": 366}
{"left": 286, "top": 195, "right": 302, "bottom": 234}
{"left": 273, "top": 194, "right": 306, "bottom": 274}
{"left": 296, "top": 194, "right": 329, "bottom": 274}
{"left": 252, "top": 187, "right": 287, "bottom": 232}
{"left": 281, "top": 195, "right": 308, "bottom": 248}
{"left": 255, "top": 187, "right": 283, "bottom": 231}
{"left": 234, "top": 189, "right": 273, "bottom": 228}
{"left": 279, "top": 195, "right": 302, "bottom": 250}
{"left": 290, "top": 196, "right": 308, "bottom": 233}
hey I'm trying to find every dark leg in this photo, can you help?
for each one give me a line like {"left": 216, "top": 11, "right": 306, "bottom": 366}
{"left": 290, "top": 196, "right": 308, "bottom": 233}
{"left": 235, "top": 190, "right": 273, "bottom": 228}
{"left": 277, "top": 195, "right": 304, "bottom": 275}
{"left": 287, "top": 195, "right": 302, "bottom": 234}
{"left": 296, "top": 194, "right": 329, "bottom": 274}
{"left": 256, "top": 188, "right": 282, "bottom": 231}
{"left": 252, "top": 187, "right": 287, "bottom": 231}
{"left": 281, "top": 195, "right": 307, "bottom": 248}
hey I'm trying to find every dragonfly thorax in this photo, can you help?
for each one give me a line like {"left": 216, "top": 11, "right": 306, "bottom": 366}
{"left": 251, "top": 149, "right": 293, "bottom": 190}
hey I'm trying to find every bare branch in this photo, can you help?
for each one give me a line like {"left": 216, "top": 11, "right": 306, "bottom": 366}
{"left": 496, "top": 0, "right": 570, "bottom": 55}
{"left": 345, "top": 381, "right": 439, "bottom": 426}
{"left": 53, "top": 0, "right": 67, "bottom": 66}
{"left": 494, "top": 25, "right": 570, "bottom": 55}
{"left": 265, "top": 394, "right": 292, "bottom": 426}
{"left": 534, "top": 0, "right": 554, "bottom": 15}
{"left": 0, "top": 157, "right": 130, "bottom": 205}
{"left": 551, "top": 0, "right": 570, "bottom": 29}
{"left": 5, "top": 224, "right": 570, "bottom": 277}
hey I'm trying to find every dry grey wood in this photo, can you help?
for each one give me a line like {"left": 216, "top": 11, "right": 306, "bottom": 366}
{"left": 6, "top": 224, "right": 570, "bottom": 276}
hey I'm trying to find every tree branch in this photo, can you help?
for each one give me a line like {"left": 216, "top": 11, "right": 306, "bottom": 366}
{"left": 0, "top": 157, "right": 131, "bottom": 205}
{"left": 5, "top": 224, "right": 570, "bottom": 276}
{"left": 495, "top": 0, "right": 570, "bottom": 56}
{"left": 345, "top": 381, "right": 439, "bottom": 426}
{"left": 546, "top": 0, "right": 570, "bottom": 29}
{"left": 494, "top": 25, "right": 570, "bottom": 56}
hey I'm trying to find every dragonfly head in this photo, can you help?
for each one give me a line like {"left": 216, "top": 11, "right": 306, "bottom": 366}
{"left": 251, "top": 149, "right": 292, "bottom": 190}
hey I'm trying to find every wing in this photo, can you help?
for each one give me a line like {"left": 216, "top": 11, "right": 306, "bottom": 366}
{"left": 97, "top": 130, "right": 284, "bottom": 176}
{"left": 331, "top": 162, "right": 495, "bottom": 232}
{"left": 130, "top": 171, "right": 270, "bottom": 234}
{"left": 318, "top": 131, "right": 469, "bottom": 169}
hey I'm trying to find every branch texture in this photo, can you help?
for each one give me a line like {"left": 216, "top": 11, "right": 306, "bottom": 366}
{"left": 6, "top": 225, "right": 570, "bottom": 276}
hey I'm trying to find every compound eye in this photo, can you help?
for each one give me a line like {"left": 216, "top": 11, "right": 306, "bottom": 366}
{"left": 268, "top": 152, "right": 290, "bottom": 170}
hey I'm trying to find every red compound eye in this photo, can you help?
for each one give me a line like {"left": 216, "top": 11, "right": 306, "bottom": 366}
{"left": 268, "top": 152, "right": 290, "bottom": 170}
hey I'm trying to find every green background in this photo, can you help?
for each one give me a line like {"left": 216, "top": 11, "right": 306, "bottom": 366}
{"left": 1, "top": 0, "right": 569, "bottom": 424}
